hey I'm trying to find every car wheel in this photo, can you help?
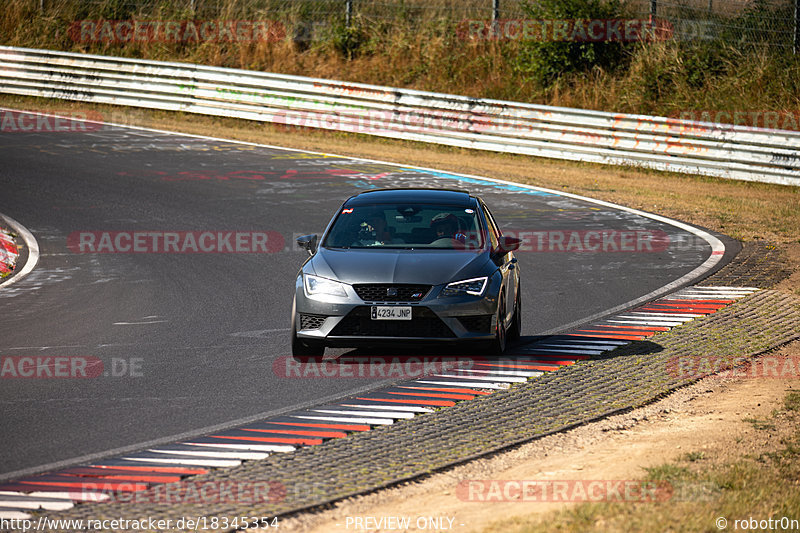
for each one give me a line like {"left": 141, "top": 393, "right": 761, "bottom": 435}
{"left": 487, "top": 294, "right": 507, "bottom": 355}
{"left": 508, "top": 288, "right": 521, "bottom": 343}
{"left": 292, "top": 330, "right": 325, "bottom": 359}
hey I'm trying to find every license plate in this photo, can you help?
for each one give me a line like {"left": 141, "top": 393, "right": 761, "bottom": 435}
{"left": 371, "top": 306, "right": 412, "bottom": 320}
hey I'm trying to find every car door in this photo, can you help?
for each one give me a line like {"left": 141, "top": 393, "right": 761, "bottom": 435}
{"left": 481, "top": 201, "right": 518, "bottom": 328}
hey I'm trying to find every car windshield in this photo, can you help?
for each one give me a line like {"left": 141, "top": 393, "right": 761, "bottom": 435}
{"left": 322, "top": 203, "right": 485, "bottom": 250}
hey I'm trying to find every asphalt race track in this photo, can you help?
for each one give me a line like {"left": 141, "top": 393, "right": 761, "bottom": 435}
{"left": 0, "top": 111, "right": 720, "bottom": 479}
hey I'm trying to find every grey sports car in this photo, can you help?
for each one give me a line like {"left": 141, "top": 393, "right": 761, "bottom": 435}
{"left": 291, "top": 188, "right": 521, "bottom": 357}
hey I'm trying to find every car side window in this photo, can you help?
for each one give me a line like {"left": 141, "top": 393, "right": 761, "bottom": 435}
{"left": 482, "top": 203, "right": 500, "bottom": 250}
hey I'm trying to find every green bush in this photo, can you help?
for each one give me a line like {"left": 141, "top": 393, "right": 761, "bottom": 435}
{"left": 330, "top": 22, "right": 368, "bottom": 59}
{"left": 514, "top": 0, "right": 630, "bottom": 87}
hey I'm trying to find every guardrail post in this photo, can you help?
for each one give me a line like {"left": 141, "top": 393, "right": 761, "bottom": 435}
{"left": 649, "top": 0, "right": 657, "bottom": 22}
{"left": 492, "top": 0, "right": 500, "bottom": 23}
{"left": 346, "top": 0, "right": 353, "bottom": 28}
{"left": 795, "top": 0, "right": 799, "bottom": 54}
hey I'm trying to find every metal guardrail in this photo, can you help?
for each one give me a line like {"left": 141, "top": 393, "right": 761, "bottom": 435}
{"left": 1, "top": 46, "right": 798, "bottom": 186}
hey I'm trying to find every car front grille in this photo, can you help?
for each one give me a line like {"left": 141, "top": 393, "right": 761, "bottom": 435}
{"left": 457, "top": 315, "right": 493, "bottom": 333}
{"left": 329, "top": 307, "right": 454, "bottom": 338}
{"left": 299, "top": 313, "right": 328, "bottom": 330}
{"left": 353, "top": 284, "right": 431, "bottom": 302}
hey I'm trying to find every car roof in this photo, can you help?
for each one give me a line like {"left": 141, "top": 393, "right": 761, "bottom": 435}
{"left": 345, "top": 188, "right": 474, "bottom": 207}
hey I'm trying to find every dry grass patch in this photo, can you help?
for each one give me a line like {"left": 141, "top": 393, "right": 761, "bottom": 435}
{"left": 485, "top": 387, "right": 800, "bottom": 533}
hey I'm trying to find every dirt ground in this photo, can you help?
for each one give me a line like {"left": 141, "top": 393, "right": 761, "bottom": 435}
{"left": 777, "top": 243, "right": 800, "bottom": 297}
{"left": 276, "top": 342, "right": 800, "bottom": 533}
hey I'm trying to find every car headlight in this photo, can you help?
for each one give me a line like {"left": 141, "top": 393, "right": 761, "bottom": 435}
{"left": 304, "top": 274, "right": 348, "bottom": 297}
{"left": 441, "top": 277, "right": 488, "bottom": 296}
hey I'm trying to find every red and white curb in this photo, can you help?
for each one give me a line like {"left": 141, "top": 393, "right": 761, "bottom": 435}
{"left": 0, "top": 213, "right": 39, "bottom": 289}
{"left": 0, "top": 285, "right": 759, "bottom": 519}
{"left": 0, "top": 226, "right": 18, "bottom": 279}
{"left": 567, "top": 286, "right": 759, "bottom": 340}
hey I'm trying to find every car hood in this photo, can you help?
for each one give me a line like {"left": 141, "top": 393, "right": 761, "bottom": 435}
{"left": 308, "top": 247, "right": 491, "bottom": 286}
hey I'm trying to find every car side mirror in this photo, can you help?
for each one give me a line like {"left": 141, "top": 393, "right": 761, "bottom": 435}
{"left": 493, "top": 235, "right": 521, "bottom": 256}
{"left": 296, "top": 234, "right": 318, "bottom": 256}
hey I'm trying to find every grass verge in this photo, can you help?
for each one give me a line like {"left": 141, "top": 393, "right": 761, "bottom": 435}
{"left": 484, "top": 390, "right": 800, "bottom": 533}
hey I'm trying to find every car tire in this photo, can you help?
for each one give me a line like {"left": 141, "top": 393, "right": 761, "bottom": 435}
{"left": 487, "top": 294, "right": 507, "bottom": 355}
{"left": 508, "top": 288, "right": 521, "bottom": 343}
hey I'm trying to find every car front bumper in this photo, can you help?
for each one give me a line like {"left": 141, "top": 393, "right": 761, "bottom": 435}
{"left": 293, "top": 275, "right": 501, "bottom": 345}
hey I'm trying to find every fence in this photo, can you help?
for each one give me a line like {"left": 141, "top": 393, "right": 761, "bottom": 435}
{"left": 640, "top": 0, "right": 799, "bottom": 49}
{"left": 31, "top": 0, "right": 800, "bottom": 51}
{"left": 1, "top": 46, "right": 798, "bottom": 186}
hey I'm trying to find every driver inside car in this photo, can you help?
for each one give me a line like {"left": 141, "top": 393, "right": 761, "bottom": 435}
{"left": 357, "top": 210, "right": 401, "bottom": 245}
{"left": 430, "top": 212, "right": 467, "bottom": 245}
